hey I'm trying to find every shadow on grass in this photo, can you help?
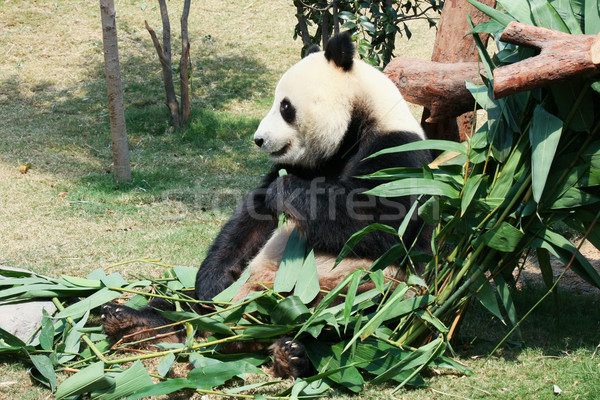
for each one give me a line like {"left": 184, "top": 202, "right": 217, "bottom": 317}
{"left": 0, "top": 44, "right": 274, "bottom": 210}
{"left": 457, "top": 281, "right": 600, "bottom": 361}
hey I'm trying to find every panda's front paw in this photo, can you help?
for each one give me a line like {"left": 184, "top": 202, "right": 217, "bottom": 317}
{"left": 269, "top": 337, "right": 313, "bottom": 378}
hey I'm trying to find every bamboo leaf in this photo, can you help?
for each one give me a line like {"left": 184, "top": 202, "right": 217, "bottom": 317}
{"left": 584, "top": 0, "right": 600, "bottom": 34}
{"left": 39, "top": 310, "right": 54, "bottom": 351}
{"left": 478, "top": 222, "right": 524, "bottom": 252}
{"left": 343, "top": 270, "right": 362, "bottom": 330}
{"left": 461, "top": 174, "right": 484, "bottom": 216}
{"left": 293, "top": 250, "right": 320, "bottom": 304}
{"left": 54, "top": 288, "right": 122, "bottom": 319}
{"left": 159, "top": 311, "right": 234, "bottom": 336}
{"left": 472, "top": 276, "right": 505, "bottom": 323}
{"left": 465, "top": 0, "right": 515, "bottom": 26}
{"left": 494, "top": 275, "right": 519, "bottom": 329}
{"left": 127, "top": 378, "right": 195, "bottom": 400}
{"left": 530, "top": 105, "right": 563, "bottom": 203}
{"left": 366, "top": 139, "right": 467, "bottom": 159}
{"left": 158, "top": 353, "right": 176, "bottom": 378}
{"left": 366, "top": 178, "right": 460, "bottom": 198}
{"left": 271, "top": 296, "right": 310, "bottom": 325}
{"left": 343, "top": 284, "right": 410, "bottom": 352}
{"left": 274, "top": 229, "right": 307, "bottom": 293}
{"left": 529, "top": 0, "right": 570, "bottom": 32}
{"left": 29, "top": 354, "right": 57, "bottom": 391}
{"left": 94, "top": 360, "right": 153, "bottom": 400}
{"left": 55, "top": 362, "right": 113, "bottom": 400}
{"left": 533, "top": 228, "right": 600, "bottom": 288}
{"left": 305, "top": 341, "right": 365, "bottom": 393}
{"left": 335, "top": 224, "right": 397, "bottom": 266}
{"left": 371, "top": 337, "right": 445, "bottom": 386}
{"left": 497, "top": 0, "right": 535, "bottom": 24}
{"left": 536, "top": 247, "right": 554, "bottom": 289}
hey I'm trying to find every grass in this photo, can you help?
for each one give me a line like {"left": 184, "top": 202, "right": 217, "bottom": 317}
{"left": 0, "top": 0, "right": 599, "bottom": 399}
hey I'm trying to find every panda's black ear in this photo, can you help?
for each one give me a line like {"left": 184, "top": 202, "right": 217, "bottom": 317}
{"left": 324, "top": 32, "right": 354, "bottom": 71}
{"left": 304, "top": 44, "right": 321, "bottom": 57}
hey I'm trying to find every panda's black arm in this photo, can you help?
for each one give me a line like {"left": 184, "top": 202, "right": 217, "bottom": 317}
{"left": 195, "top": 184, "right": 278, "bottom": 303}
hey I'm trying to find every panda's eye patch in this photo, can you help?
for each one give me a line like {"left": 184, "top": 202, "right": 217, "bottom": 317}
{"left": 280, "top": 98, "right": 296, "bottom": 124}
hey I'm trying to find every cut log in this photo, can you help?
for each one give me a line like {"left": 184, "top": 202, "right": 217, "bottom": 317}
{"left": 384, "top": 58, "right": 484, "bottom": 123}
{"left": 494, "top": 21, "right": 600, "bottom": 98}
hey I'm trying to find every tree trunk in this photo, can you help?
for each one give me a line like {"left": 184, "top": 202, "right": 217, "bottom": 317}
{"left": 180, "top": 0, "right": 192, "bottom": 126}
{"left": 100, "top": 0, "right": 131, "bottom": 182}
{"left": 146, "top": 0, "right": 181, "bottom": 128}
{"left": 420, "top": 0, "right": 496, "bottom": 142}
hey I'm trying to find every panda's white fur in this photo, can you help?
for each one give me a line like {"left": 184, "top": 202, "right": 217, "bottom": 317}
{"left": 254, "top": 50, "right": 424, "bottom": 168}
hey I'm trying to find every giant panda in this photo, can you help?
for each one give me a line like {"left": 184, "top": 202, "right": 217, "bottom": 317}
{"left": 101, "top": 32, "right": 432, "bottom": 378}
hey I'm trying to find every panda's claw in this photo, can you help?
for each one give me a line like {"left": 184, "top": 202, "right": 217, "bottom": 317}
{"left": 269, "top": 337, "right": 313, "bottom": 378}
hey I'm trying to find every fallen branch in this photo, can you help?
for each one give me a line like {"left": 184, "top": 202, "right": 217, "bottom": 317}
{"left": 493, "top": 21, "right": 600, "bottom": 98}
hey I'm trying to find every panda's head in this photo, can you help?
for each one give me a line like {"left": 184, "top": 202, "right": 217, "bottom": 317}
{"left": 254, "top": 32, "right": 423, "bottom": 168}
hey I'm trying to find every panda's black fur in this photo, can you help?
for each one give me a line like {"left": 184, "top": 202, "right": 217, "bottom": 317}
{"left": 101, "top": 32, "right": 432, "bottom": 379}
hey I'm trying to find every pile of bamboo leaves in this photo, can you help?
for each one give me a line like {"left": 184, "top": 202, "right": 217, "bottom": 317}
{"left": 2, "top": 0, "right": 600, "bottom": 398}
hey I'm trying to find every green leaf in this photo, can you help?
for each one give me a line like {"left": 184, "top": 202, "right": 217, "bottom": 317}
{"left": 29, "top": 354, "right": 57, "bottom": 391}
{"left": 497, "top": 0, "right": 535, "bottom": 24}
{"left": 127, "top": 378, "right": 195, "bottom": 400}
{"left": 343, "top": 271, "right": 362, "bottom": 330}
{"left": 243, "top": 324, "right": 295, "bottom": 338}
{"left": 494, "top": 275, "right": 519, "bottom": 330}
{"left": 274, "top": 229, "right": 306, "bottom": 293}
{"left": 173, "top": 266, "right": 197, "bottom": 288}
{"left": 584, "top": 0, "right": 600, "bottom": 34}
{"left": 366, "top": 178, "right": 460, "bottom": 198}
{"left": 335, "top": 223, "right": 397, "bottom": 266}
{"left": 159, "top": 310, "right": 234, "bottom": 336}
{"left": 56, "top": 362, "right": 113, "bottom": 400}
{"left": 530, "top": 106, "right": 563, "bottom": 203}
{"left": 472, "top": 275, "right": 505, "bottom": 323}
{"left": 93, "top": 360, "right": 153, "bottom": 400}
{"left": 305, "top": 341, "right": 365, "bottom": 393}
{"left": 533, "top": 228, "right": 600, "bottom": 288}
{"left": 529, "top": 0, "right": 570, "bottom": 31}
{"left": 344, "top": 284, "right": 410, "bottom": 352}
{"left": 55, "top": 288, "right": 121, "bottom": 319}
{"left": 296, "top": 269, "right": 363, "bottom": 337}
{"left": 416, "top": 310, "right": 448, "bottom": 333}
{"left": 536, "top": 247, "right": 554, "bottom": 289}
{"left": 478, "top": 222, "right": 524, "bottom": 252}
{"left": 271, "top": 296, "right": 310, "bottom": 325}
{"left": 372, "top": 338, "right": 446, "bottom": 387}
{"left": 39, "top": 310, "right": 54, "bottom": 351}
{"left": 293, "top": 250, "right": 320, "bottom": 304}
{"left": 158, "top": 353, "right": 176, "bottom": 378}
{"left": 367, "top": 140, "right": 467, "bottom": 159}
{"left": 187, "top": 360, "right": 261, "bottom": 390}
{"left": 461, "top": 174, "right": 484, "bottom": 216}
{"left": 466, "top": 0, "right": 515, "bottom": 26}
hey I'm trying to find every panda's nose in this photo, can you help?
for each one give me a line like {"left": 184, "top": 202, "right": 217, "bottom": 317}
{"left": 254, "top": 138, "right": 264, "bottom": 148}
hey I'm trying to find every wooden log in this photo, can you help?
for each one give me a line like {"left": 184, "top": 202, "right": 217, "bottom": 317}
{"left": 494, "top": 21, "right": 600, "bottom": 98}
{"left": 420, "top": 0, "right": 496, "bottom": 142}
{"left": 384, "top": 58, "right": 484, "bottom": 122}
